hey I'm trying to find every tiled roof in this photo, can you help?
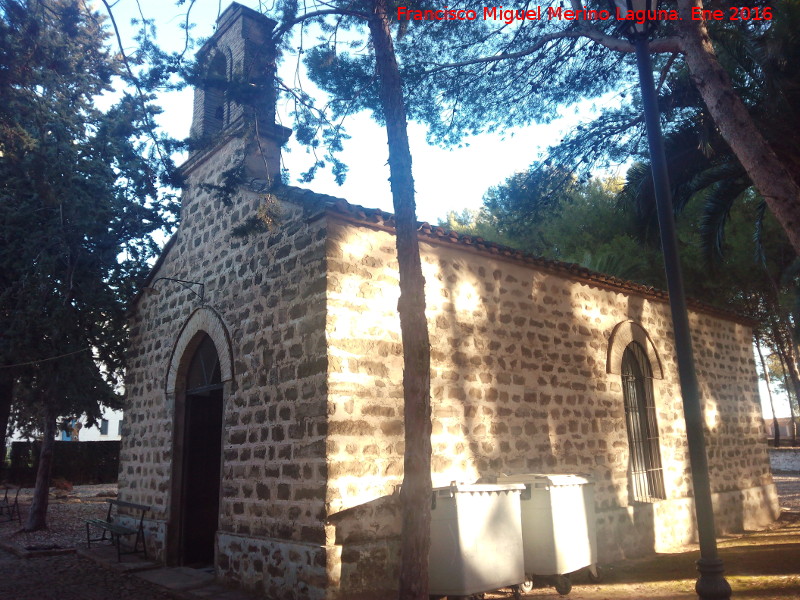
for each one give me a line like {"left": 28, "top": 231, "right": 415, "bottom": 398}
{"left": 264, "top": 182, "right": 757, "bottom": 327}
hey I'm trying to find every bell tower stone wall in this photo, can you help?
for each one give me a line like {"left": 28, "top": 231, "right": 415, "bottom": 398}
{"left": 185, "top": 2, "right": 290, "bottom": 187}
{"left": 120, "top": 4, "right": 328, "bottom": 596}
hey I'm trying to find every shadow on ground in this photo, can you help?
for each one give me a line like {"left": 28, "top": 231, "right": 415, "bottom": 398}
{"left": 482, "top": 512, "right": 800, "bottom": 598}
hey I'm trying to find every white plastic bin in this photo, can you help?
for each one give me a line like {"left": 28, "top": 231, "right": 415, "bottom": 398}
{"left": 428, "top": 483, "right": 526, "bottom": 596}
{"left": 496, "top": 474, "right": 597, "bottom": 577}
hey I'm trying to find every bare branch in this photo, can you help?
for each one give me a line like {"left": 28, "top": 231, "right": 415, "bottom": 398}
{"left": 271, "top": 8, "right": 369, "bottom": 41}
{"left": 656, "top": 52, "right": 678, "bottom": 94}
{"left": 424, "top": 27, "right": 682, "bottom": 74}
{"left": 581, "top": 28, "right": 681, "bottom": 53}
{"left": 99, "top": 0, "right": 171, "bottom": 170}
{"left": 179, "top": 0, "right": 197, "bottom": 61}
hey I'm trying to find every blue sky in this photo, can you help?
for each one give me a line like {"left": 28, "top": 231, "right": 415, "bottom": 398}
{"left": 105, "top": 0, "right": 620, "bottom": 223}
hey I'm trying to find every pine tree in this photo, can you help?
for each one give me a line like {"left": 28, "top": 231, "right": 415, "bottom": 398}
{"left": 354, "top": 1, "right": 800, "bottom": 254}
{"left": 0, "top": 0, "right": 176, "bottom": 530}
{"left": 273, "top": 2, "right": 433, "bottom": 595}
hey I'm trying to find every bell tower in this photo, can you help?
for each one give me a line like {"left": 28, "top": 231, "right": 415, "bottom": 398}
{"left": 183, "top": 2, "right": 291, "bottom": 182}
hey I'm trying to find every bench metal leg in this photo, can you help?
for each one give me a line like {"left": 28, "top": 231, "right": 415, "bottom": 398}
{"left": 0, "top": 502, "right": 15, "bottom": 523}
{"left": 133, "top": 525, "right": 147, "bottom": 559}
{"left": 85, "top": 509, "right": 148, "bottom": 562}
{"left": 86, "top": 526, "right": 113, "bottom": 550}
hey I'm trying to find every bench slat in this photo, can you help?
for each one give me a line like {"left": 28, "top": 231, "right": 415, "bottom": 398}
{"left": 86, "top": 519, "right": 136, "bottom": 535}
{"left": 96, "top": 524, "right": 136, "bottom": 535}
{"left": 86, "top": 500, "right": 148, "bottom": 561}
{"left": 108, "top": 499, "right": 150, "bottom": 512}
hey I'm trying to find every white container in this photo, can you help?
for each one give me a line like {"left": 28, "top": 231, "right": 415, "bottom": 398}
{"left": 428, "top": 483, "right": 526, "bottom": 596}
{"left": 496, "top": 473, "right": 597, "bottom": 576}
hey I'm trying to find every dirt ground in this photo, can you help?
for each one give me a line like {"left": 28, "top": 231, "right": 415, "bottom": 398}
{"left": 0, "top": 479, "right": 799, "bottom": 599}
{"left": 506, "top": 512, "right": 800, "bottom": 598}
{"left": 481, "top": 477, "right": 800, "bottom": 599}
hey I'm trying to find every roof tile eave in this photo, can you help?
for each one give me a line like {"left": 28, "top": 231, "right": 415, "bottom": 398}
{"left": 268, "top": 184, "right": 756, "bottom": 328}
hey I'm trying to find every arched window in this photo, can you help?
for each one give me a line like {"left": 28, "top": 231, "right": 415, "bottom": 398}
{"left": 186, "top": 334, "right": 222, "bottom": 394}
{"left": 621, "top": 341, "right": 666, "bottom": 502}
{"left": 202, "top": 52, "right": 228, "bottom": 137}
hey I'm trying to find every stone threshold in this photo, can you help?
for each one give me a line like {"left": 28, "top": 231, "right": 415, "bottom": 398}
{"left": 76, "top": 545, "right": 262, "bottom": 600}
{"left": 76, "top": 544, "right": 162, "bottom": 573}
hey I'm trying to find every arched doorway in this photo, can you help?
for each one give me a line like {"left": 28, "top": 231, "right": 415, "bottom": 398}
{"left": 178, "top": 333, "right": 223, "bottom": 566}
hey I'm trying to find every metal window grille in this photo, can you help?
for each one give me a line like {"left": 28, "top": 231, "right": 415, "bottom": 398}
{"left": 621, "top": 342, "right": 666, "bottom": 503}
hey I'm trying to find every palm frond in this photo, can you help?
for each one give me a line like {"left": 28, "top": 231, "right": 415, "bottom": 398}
{"left": 699, "top": 178, "right": 750, "bottom": 263}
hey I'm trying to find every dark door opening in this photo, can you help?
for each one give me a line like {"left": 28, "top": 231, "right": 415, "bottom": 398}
{"left": 179, "top": 334, "right": 223, "bottom": 566}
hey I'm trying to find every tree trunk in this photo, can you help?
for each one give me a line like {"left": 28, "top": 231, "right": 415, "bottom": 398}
{"left": 756, "top": 337, "right": 780, "bottom": 447}
{"left": 25, "top": 405, "right": 57, "bottom": 531}
{"left": 790, "top": 388, "right": 798, "bottom": 447}
{"left": 0, "top": 374, "right": 13, "bottom": 473}
{"left": 677, "top": 0, "right": 800, "bottom": 255}
{"left": 366, "top": 2, "right": 432, "bottom": 598}
{"left": 774, "top": 339, "right": 799, "bottom": 446}
{"left": 773, "top": 327, "right": 800, "bottom": 426}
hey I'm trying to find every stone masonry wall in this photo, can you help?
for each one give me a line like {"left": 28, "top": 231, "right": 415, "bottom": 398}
{"left": 324, "top": 218, "right": 777, "bottom": 598}
{"left": 121, "top": 131, "right": 329, "bottom": 598}
{"left": 190, "top": 5, "right": 276, "bottom": 142}
{"left": 122, "top": 185, "right": 777, "bottom": 600}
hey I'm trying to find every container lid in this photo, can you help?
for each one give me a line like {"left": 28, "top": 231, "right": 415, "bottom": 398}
{"left": 432, "top": 483, "right": 526, "bottom": 495}
{"left": 496, "top": 473, "right": 593, "bottom": 486}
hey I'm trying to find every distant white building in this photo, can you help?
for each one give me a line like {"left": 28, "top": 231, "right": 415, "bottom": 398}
{"left": 9, "top": 407, "right": 123, "bottom": 443}
{"left": 58, "top": 408, "right": 123, "bottom": 442}
{"left": 764, "top": 416, "right": 798, "bottom": 442}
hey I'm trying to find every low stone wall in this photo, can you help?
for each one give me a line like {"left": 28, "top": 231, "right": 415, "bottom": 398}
{"left": 8, "top": 440, "right": 120, "bottom": 485}
{"left": 596, "top": 483, "right": 780, "bottom": 560}
{"left": 216, "top": 533, "right": 328, "bottom": 600}
{"left": 769, "top": 448, "right": 800, "bottom": 473}
{"left": 117, "top": 515, "right": 166, "bottom": 561}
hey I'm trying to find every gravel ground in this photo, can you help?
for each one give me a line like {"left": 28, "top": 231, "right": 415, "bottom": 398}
{"left": 0, "top": 477, "right": 797, "bottom": 600}
{"left": 0, "top": 550, "right": 176, "bottom": 600}
{"left": 0, "top": 484, "right": 175, "bottom": 600}
{"left": 3, "top": 478, "right": 799, "bottom": 555}
{"left": 773, "top": 474, "right": 800, "bottom": 511}
{"left": 0, "top": 484, "right": 116, "bottom": 552}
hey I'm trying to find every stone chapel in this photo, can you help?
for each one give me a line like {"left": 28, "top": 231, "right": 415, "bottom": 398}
{"left": 118, "top": 3, "right": 780, "bottom": 599}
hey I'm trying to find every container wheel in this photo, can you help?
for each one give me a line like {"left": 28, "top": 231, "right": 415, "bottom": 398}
{"left": 518, "top": 578, "right": 534, "bottom": 593}
{"left": 587, "top": 565, "right": 603, "bottom": 583}
{"left": 554, "top": 575, "right": 572, "bottom": 595}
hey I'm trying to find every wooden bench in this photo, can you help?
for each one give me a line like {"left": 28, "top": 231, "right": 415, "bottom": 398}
{"left": 86, "top": 499, "right": 149, "bottom": 561}
{"left": 0, "top": 486, "right": 21, "bottom": 524}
